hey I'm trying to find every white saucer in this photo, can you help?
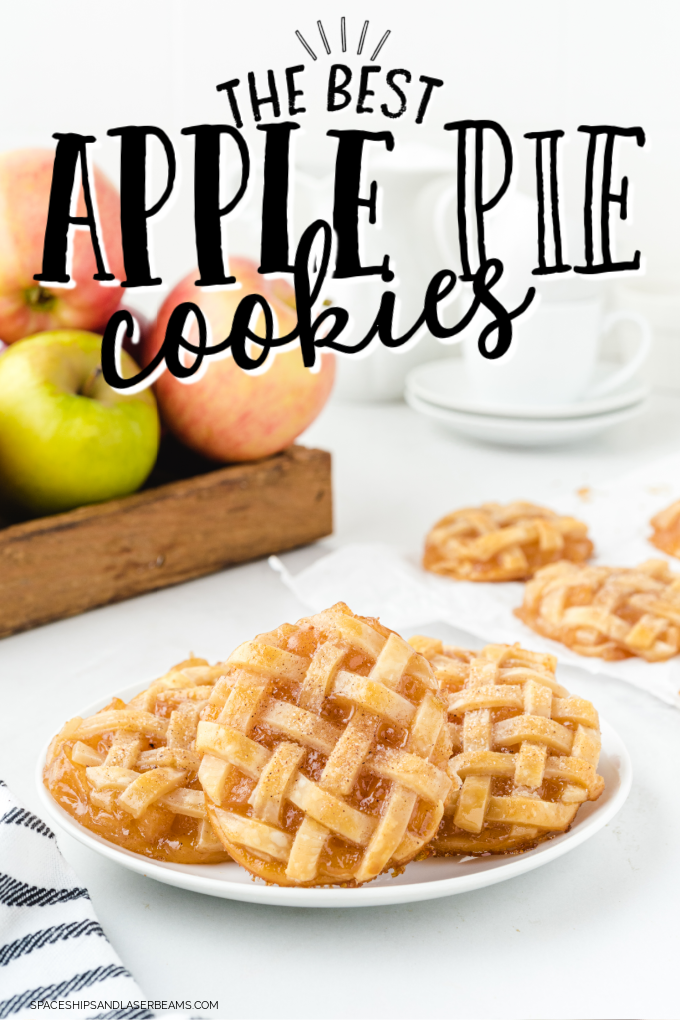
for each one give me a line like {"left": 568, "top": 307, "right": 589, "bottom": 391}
{"left": 405, "top": 387, "right": 647, "bottom": 447}
{"left": 406, "top": 358, "right": 650, "bottom": 419}
{"left": 36, "top": 682, "right": 630, "bottom": 909}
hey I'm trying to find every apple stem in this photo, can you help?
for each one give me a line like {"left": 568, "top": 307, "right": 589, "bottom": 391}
{"left": 24, "top": 284, "right": 56, "bottom": 311}
{"left": 80, "top": 364, "right": 103, "bottom": 398}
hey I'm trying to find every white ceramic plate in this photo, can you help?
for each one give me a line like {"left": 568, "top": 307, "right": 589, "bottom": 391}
{"left": 405, "top": 387, "right": 646, "bottom": 447}
{"left": 36, "top": 683, "right": 631, "bottom": 908}
{"left": 406, "top": 358, "right": 650, "bottom": 419}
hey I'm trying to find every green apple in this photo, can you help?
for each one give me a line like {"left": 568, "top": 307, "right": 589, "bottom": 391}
{"left": 0, "top": 330, "right": 160, "bottom": 517}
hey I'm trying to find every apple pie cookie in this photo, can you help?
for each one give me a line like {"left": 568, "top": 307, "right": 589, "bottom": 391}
{"left": 424, "top": 502, "right": 593, "bottom": 582}
{"left": 650, "top": 500, "right": 680, "bottom": 559}
{"left": 196, "top": 603, "right": 452, "bottom": 886}
{"left": 44, "top": 657, "right": 231, "bottom": 864}
{"left": 516, "top": 558, "right": 680, "bottom": 662}
{"left": 408, "top": 636, "right": 604, "bottom": 854}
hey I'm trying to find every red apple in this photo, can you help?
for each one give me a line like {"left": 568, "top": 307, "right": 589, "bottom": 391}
{"left": 112, "top": 305, "right": 151, "bottom": 361}
{"left": 144, "top": 259, "right": 335, "bottom": 462}
{"left": 0, "top": 148, "right": 124, "bottom": 343}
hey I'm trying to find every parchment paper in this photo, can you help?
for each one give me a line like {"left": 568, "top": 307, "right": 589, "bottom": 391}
{"left": 271, "top": 453, "right": 680, "bottom": 709}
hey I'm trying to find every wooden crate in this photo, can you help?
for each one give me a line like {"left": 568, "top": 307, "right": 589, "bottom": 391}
{"left": 0, "top": 444, "right": 332, "bottom": 638}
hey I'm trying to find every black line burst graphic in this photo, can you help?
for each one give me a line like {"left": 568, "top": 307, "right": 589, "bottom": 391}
{"left": 295, "top": 18, "right": 391, "bottom": 62}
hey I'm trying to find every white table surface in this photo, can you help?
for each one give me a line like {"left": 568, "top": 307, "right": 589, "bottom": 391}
{"left": 4, "top": 388, "right": 680, "bottom": 1020}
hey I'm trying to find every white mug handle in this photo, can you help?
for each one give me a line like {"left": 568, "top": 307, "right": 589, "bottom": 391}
{"left": 586, "top": 310, "right": 651, "bottom": 398}
{"left": 432, "top": 183, "right": 459, "bottom": 269}
{"left": 429, "top": 181, "right": 476, "bottom": 329}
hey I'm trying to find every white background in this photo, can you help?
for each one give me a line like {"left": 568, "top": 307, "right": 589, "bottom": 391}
{"left": 2, "top": 4, "right": 680, "bottom": 1019}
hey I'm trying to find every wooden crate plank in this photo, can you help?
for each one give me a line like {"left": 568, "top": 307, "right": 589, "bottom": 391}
{"left": 0, "top": 445, "right": 331, "bottom": 638}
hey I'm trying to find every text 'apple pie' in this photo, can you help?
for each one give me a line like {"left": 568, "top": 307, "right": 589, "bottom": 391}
{"left": 408, "top": 636, "right": 604, "bottom": 854}
{"left": 424, "top": 502, "right": 593, "bottom": 582}
{"left": 516, "top": 558, "right": 680, "bottom": 661}
{"left": 196, "top": 603, "right": 452, "bottom": 886}
{"left": 44, "top": 657, "right": 231, "bottom": 864}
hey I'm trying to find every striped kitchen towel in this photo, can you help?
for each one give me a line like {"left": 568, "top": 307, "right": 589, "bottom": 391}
{"left": 0, "top": 781, "right": 153, "bottom": 1019}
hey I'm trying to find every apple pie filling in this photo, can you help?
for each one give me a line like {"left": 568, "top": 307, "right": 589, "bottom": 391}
{"left": 196, "top": 604, "right": 453, "bottom": 886}
{"left": 423, "top": 501, "right": 593, "bottom": 582}
{"left": 43, "top": 608, "right": 606, "bottom": 886}
{"left": 43, "top": 657, "right": 231, "bottom": 864}
{"left": 408, "top": 637, "right": 604, "bottom": 855}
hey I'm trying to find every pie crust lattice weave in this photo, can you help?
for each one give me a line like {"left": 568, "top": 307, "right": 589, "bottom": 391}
{"left": 44, "top": 657, "right": 231, "bottom": 863}
{"left": 516, "top": 558, "right": 680, "bottom": 661}
{"left": 650, "top": 500, "right": 680, "bottom": 559}
{"left": 423, "top": 501, "right": 593, "bottom": 582}
{"left": 408, "top": 636, "right": 604, "bottom": 854}
{"left": 195, "top": 603, "right": 452, "bottom": 886}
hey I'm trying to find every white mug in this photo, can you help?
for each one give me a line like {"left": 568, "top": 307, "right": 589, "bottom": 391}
{"left": 227, "top": 149, "right": 461, "bottom": 401}
{"left": 462, "top": 298, "right": 651, "bottom": 407}
{"left": 302, "top": 145, "right": 460, "bottom": 401}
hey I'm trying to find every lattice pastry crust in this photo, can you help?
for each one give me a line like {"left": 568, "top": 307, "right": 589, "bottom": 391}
{"left": 516, "top": 558, "right": 680, "bottom": 662}
{"left": 650, "top": 500, "right": 680, "bottom": 559}
{"left": 424, "top": 502, "right": 593, "bottom": 582}
{"left": 196, "top": 603, "right": 452, "bottom": 886}
{"left": 408, "top": 636, "right": 604, "bottom": 854}
{"left": 44, "top": 657, "right": 231, "bottom": 864}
